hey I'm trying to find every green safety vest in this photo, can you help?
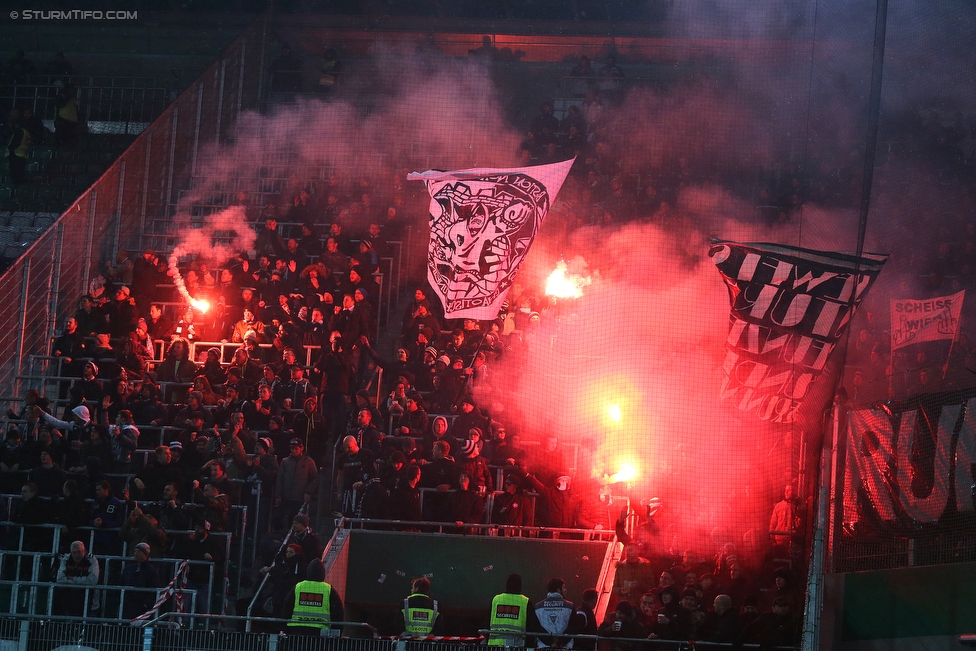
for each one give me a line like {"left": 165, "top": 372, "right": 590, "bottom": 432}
{"left": 488, "top": 593, "right": 530, "bottom": 646}
{"left": 402, "top": 593, "right": 438, "bottom": 635}
{"left": 57, "top": 98, "right": 78, "bottom": 123}
{"left": 6, "top": 128, "right": 30, "bottom": 159}
{"left": 287, "top": 580, "right": 333, "bottom": 629}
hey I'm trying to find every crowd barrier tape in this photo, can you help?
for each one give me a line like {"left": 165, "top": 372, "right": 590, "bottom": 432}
{"left": 131, "top": 558, "right": 188, "bottom": 623}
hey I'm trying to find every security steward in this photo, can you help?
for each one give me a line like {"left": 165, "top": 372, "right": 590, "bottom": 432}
{"left": 395, "top": 577, "right": 445, "bottom": 637}
{"left": 488, "top": 572, "right": 539, "bottom": 646}
{"left": 535, "top": 578, "right": 575, "bottom": 648}
{"left": 282, "top": 560, "right": 344, "bottom": 635}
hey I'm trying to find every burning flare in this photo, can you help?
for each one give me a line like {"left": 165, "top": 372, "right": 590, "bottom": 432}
{"left": 168, "top": 254, "right": 210, "bottom": 314}
{"left": 545, "top": 260, "right": 591, "bottom": 299}
{"left": 607, "top": 463, "right": 638, "bottom": 484}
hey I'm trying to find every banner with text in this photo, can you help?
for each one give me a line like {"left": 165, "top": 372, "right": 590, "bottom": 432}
{"left": 890, "top": 290, "right": 965, "bottom": 351}
{"left": 845, "top": 391, "right": 976, "bottom": 530}
{"left": 710, "top": 240, "right": 887, "bottom": 423}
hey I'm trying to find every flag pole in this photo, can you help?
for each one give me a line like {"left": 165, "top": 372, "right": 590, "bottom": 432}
{"left": 942, "top": 316, "right": 959, "bottom": 382}
{"left": 888, "top": 339, "right": 895, "bottom": 397}
{"left": 942, "top": 292, "right": 965, "bottom": 381}
{"left": 452, "top": 308, "right": 502, "bottom": 405}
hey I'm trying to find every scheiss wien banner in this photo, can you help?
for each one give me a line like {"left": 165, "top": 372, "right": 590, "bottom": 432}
{"left": 890, "top": 290, "right": 965, "bottom": 351}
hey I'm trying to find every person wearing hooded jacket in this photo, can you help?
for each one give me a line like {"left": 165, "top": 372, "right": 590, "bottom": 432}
{"left": 520, "top": 469, "right": 579, "bottom": 528}
{"left": 282, "top": 559, "right": 344, "bottom": 634}
{"left": 260, "top": 542, "right": 306, "bottom": 618}
{"left": 488, "top": 572, "right": 540, "bottom": 646}
{"left": 40, "top": 403, "right": 96, "bottom": 450}
{"left": 598, "top": 600, "right": 646, "bottom": 651}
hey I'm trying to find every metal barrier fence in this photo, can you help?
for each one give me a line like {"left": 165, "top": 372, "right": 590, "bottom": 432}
{"left": 0, "top": 614, "right": 799, "bottom": 651}
{"left": 0, "top": 580, "right": 198, "bottom": 621}
{"left": 0, "top": 76, "right": 170, "bottom": 127}
{"left": 0, "top": 17, "right": 267, "bottom": 397}
{"left": 337, "top": 517, "right": 618, "bottom": 540}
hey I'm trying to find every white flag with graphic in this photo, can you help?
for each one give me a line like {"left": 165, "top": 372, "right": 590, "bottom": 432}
{"left": 409, "top": 158, "right": 574, "bottom": 319}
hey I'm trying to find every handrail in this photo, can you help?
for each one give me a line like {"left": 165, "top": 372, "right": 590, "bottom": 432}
{"left": 476, "top": 630, "right": 799, "bottom": 650}
{"left": 338, "top": 517, "right": 617, "bottom": 540}
{"left": 245, "top": 571, "right": 272, "bottom": 630}
{"left": 143, "top": 611, "right": 377, "bottom": 635}
{"left": 593, "top": 537, "right": 623, "bottom": 624}
{"left": 2, "top": 73, "right": 161, "bottom": 87}
{"left": 0, "top": 578, "right": 198, "bottom": 621}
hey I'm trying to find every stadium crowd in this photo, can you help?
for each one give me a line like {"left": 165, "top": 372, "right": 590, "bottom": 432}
{"left": 16, "top": 49, "right": 958, "bottom": 644}
{"left": 0, "top": 155, "right": 803, "bottom": 642}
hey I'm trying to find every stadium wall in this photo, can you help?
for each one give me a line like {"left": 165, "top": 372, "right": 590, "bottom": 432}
{"left": 820, "top": 564, "right": 976, "bottom": 650}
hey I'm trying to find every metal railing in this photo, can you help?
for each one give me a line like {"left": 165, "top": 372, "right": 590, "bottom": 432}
{"left": 336, "top": 517, "right": 617, "bottom": 540}
{"left": 476, "top": 630, "right": 798, "bottom": 650}
{"left": 0, "top": 579, "right": 198, "bottom": 621}
{"left": 0, "top": 75, "right": 171, "bottom": 127}
{"left": 0, "top": 609, "right": 800, "bottom": 650}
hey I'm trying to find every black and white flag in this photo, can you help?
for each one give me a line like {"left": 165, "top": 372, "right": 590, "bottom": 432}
{"left": 409, "top": 159, "right": 573, "bottom": 320}
{"left": 709, "top": 240, "right": 887, "bottom": 422}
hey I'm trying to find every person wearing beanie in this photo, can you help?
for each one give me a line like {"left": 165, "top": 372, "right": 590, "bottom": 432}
{"left": 66, "top": 360, "right": 104, "bottom": 418}
{"left": 120, "top": 498, "right": 166, "bottom": 553}
{"left": 394, "top": 391, "right": 429, "bottom": 438}
{"left": 488, "top": 572, "right": 538, "bottom": 646}
{"left": 259, "top": 542, "right": 307, "bottom": 619}
{"left": 658, "top": 588, "right": 705, "bottom": 641}
{"left": 282, "top": 559, "right": 344, "bottom": 634}
{"left": 743, "top": 597, "right": 799, "bottom": 647}
{"left": 400, "top": 300, "right": 442, "bottom": 347}
{"left": 175, "top": 518, "right": 226, "bottom": 614}
{"left": 285, "top": 513, "right": 322, "bottom": 563}
{"left": 276, "top": 438, "right": 319, "bottom": 526}
{"left": 763, "top": 569, "right": 798, "bottom": 612}
{"left": 409, "top": 345, "right": 438, "bottom": 392}
{"left": 448, "top": 394, "right": 490, "bottom": 442}
{"left": 121, "top": 540, "right": 162, "bottom": 619}
{"left": 738, "top": 593, "right": 761, "bottom": 630}
{"left": 598, "top": 599, "right": 645, "bottom": 651}
{"left": 198, "top": 346, "right": 227, "bottom": 387}
{"left": 457, "top": 435, "right": 493, "bottom": 496}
